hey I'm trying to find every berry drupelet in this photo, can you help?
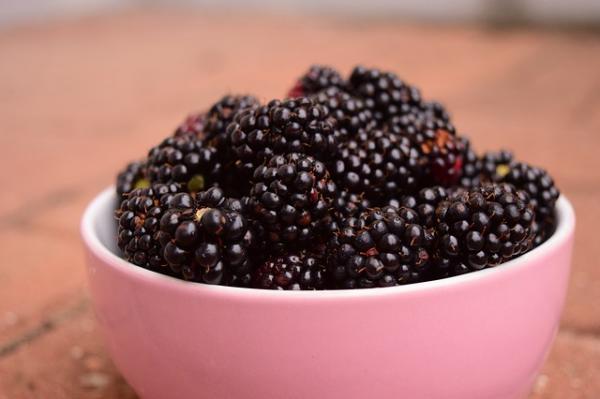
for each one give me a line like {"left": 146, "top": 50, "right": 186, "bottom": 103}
{"left": 116, "top": 183, "right": 182, "bottom": 272}
{"left": 328, "top": 207, "right": 432, "bottom": 289}
{"left": 158, "top": 187, "right": 254, "bottom": 286}
{"left": 226, "top": 97, "right": 338, "bottom": 178}
{"left": 147, "top": 134, "right": 222, "bottom": 193}
{"left": 247, "top": 153, "right": 337, "bottom": 250}
{"left": 287, "top": 65, "right": 346, "bottom": 98}
{"left": 431, "top": 183, "right": 535, "bottom": 278}
{"left": 330, "top": 128, "right": 422, "bottom": 200}
{"left": 116, "top": 160, "right": 149, "bottom": 197}
{"left": 252, "top": 251, "right": 327, "bottom": 290}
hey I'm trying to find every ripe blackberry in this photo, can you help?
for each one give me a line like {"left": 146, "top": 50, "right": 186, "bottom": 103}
{"left": 387, "top": 109, "right": 466, "bottom": 186}
{"left": 287, "top": 65, "right": 346, "bottom": 98}
{"left": 348, "top": 66, "right": 422, "bottom": 122}
{"left": 226, "top": 97, "right": 338, "bottom": 177}
{"left": 252, "top": 251, "right": 327, "bottom": 290}
{"left": 478, "top": 152, "right": 559, "bottom": 234}
{"left": 116, "top": 183, "right": 182, "bottom": 272}
{"left": 204, "top": 94, "right": 260, "bottom": 147}
{"left": 327, "top": 207, "right": 432, "bottom": 289}
{"left": 116, "top": 160, "right": 149, "bottom": 197}
{"left": 147, "top": 134, "right": 222, "bottom": 193}
{"left": 174, "top": 95, "right": 260, "bottom": 140}
{"left": 503, "top": 162, "right": 559, "bottom": 225}
{"left": 311, "top": 87, "right": 375, "bottom": 138}
{"left": 158, "top": 187, "right": 254, "bottom": 286}
{"left": 248, "top": 153, "right": 337, "bottom": 250}
{"left": 432, "top": 183, "right": 535, "bottom": 278}
{"left": 478, "top": 153, "right": 558, "bottom": 233}
{"left": 330, "top": 128, "right": 422, "bottom": 200}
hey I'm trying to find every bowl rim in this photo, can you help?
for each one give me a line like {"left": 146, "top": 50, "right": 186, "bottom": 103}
{"left": 81, "top": 186, "right": 575, "bottom": 299}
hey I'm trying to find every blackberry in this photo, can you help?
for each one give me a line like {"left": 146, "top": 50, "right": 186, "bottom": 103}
{"left": 327, "top": 207, "right": 432, "bottom": 289}
{"left": 248, "top": 153, "right": 337, "bottom": 250}
{"left": 226, "top": 97, "right": 338, "bottom": 177}
{"left": 287, "top": 65, "right": 346, "bottom": 98}
{"left": 432, "top": 182, "right": 535, "bottom": 278}
{"left": 116, "top": 160, "right": 149, "bottom": 197}
{"left": 158, "top": 187, "right": 254, "bottom": 286}
{"left": 204, "top": 94, "right": 260, "bottom": 147}
{"left": 147, "top": 135, "right": 222, "bottom": 193}
{"left": 174, "top": 95, "right": 260, "bottom": 140}
{"left": 252, "top": 251, "right": 327, "bottom": 290}
{"left": 330, "top": 128, "right": 421, "bottom": 200}
{"left": 478, "top": 152, "right": 559, "bottom": 239}
{"left": 387, "top": 109, "right": 466, "bottom": 186}
{"left": 348, "top": 66, "right": 422, "bottom": 122}
{"left": 478, "top": 153, "right": 558, "bottom": 233}
{"left": 116, "top": 183, "right": 182, "bottom": 272}
{"left": 312, "top": 87, "right": 376, "bottom": 139}
{"left": 503, "top": 162, "right": 559, "bottom": 228}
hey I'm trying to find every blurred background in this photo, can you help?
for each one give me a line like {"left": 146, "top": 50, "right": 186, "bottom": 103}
{"left": 1, "top": 1, "right": 599, "bottom": 398}
{"left": 3, "top": 0, "right": 600, "bottom": 26}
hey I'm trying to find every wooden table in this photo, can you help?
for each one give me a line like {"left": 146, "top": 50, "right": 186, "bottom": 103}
{"left": 1, "top": 10, "right": 599, "bottom": 398}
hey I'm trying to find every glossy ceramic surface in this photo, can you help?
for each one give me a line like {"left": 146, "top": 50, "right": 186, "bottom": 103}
{"left": 81, "top": 188, "right": 575, "bottom": 399}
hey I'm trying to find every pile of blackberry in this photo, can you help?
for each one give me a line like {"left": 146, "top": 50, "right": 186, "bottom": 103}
{"left": 114, "top": 65, "right": 560, "bottom": 290}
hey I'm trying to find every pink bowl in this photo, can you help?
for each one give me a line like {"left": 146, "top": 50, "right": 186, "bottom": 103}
{"left": 81, "top": 188, "right": 575, "bottom": 399}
